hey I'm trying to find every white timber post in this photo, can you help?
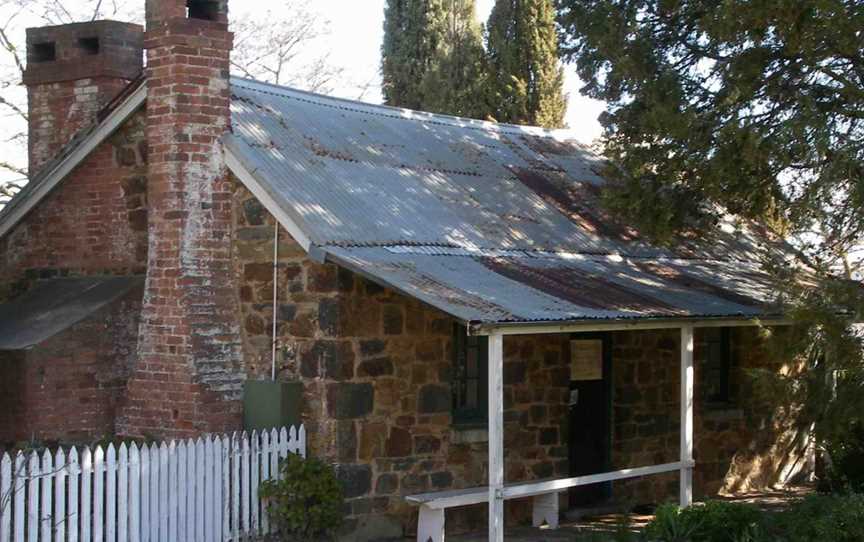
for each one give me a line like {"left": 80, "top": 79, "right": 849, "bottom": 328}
{"left": 488, "top": 332, "right": 505, "bottom": 542}
{"left": 680, "top": 325, "right": 695, "bottom": 507}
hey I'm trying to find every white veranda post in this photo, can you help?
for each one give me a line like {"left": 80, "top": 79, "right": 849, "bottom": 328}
{"left": 680, "top": 325, "right": 695, "bottom": 507}
{"left": 488, "top": 333, "right": 505, "bottom": 542}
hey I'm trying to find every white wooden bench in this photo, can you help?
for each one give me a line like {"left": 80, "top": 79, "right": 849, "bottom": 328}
{"left": 405, "top": 461, "right": 691, "bottom": 542}
{"left": 406, "top": 480, "right": 561, "bottom": 542}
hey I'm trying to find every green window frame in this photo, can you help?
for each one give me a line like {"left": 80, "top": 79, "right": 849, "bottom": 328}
{"left": 703, "top": 327, "right": 734, "bottom": 405}
{"left": 452, "top": 324, "right": 488, "bottom": 425}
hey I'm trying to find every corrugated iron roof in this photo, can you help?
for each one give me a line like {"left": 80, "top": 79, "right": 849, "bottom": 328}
{"left": 226, "top": 77, "right": 792, "bottom": 325}
{"left": 0, "top": 277, "right": 143, "bottom": 350}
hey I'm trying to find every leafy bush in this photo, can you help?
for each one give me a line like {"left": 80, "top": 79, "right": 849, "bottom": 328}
{"left": 259, "top": 453, "right": 344, "bottom": 541}
{"left": 765, "top": 493, "right": 864, "bottom": 542}
{"left": 644, "top": 501, "right": 762, "bottom": 542}
{"left": 823, "top": 422, "right": 864, "bottom": 493}
{"left": 645, "top": 495, "right": 864, "bottom": 542}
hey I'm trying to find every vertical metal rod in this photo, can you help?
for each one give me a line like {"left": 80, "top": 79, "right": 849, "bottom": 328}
{"left": 271, "top": 223, "right": 279, "bottom": 381}
{"left": 680, "top": 325, "right": 694, "bottom": 507}
{"left": 488, "top": 333, "right": 504, "bottom": 542}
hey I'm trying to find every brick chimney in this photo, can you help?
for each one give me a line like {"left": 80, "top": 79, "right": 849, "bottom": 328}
{"left": 23, "top": 21, "right": 143, "bottom": 175}
{"left": 119, "top": 0, "right": 245, "bottom": 438}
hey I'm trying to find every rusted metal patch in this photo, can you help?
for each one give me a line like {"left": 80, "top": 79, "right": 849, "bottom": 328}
{"left": 480, "top": 257, "right": 681, "bottom": 315}
{"left": 633, "top": 262, "right": 765, "bottom": 308}
{"left": 520, "top": 134, "right": 583, "bottom": 157}
{"left": 386, "top": 261, "right": 519, "bottom": 321}
{"left": 509, "top": 167, "right": 639, "bottom": 242}
{"left": 303, "top": 135, "right": 357, "bottom": 162}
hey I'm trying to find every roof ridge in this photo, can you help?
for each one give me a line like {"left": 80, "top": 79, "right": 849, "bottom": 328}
{"left": 230, "top": 76, "right": 586, "bottom": 142}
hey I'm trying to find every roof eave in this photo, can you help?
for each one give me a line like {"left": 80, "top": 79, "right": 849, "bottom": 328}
{"left": 0, "top": 82, "right": 147, "bottom": 239}
{"left": 470, "top": 315, "right": 793, "bottom": 336}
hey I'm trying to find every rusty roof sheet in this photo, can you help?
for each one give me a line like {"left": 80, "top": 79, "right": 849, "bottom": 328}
{"left": 226, "top": 77, "right": 792, "bottom": 325}
{"left": 322, "top": 246, "right": 781, "bottom": 324}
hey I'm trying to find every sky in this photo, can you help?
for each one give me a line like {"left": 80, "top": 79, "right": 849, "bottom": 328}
{"left": 232, "top": 0, "right": 606, "bottom": 143}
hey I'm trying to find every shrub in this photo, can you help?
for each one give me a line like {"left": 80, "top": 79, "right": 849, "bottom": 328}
{"left": 765, "top": 493, "right": 864, "bottom": 542}
{"left": 259, "top": 454, "right": 345, "bottom": 541}
{"left": 823, "top": 422, "right": 864, "bottom": 493}
{"left": 644, "top": 501, "right": 762, "bottom": 542}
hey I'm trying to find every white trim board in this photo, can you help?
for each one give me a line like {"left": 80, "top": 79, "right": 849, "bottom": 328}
{"left": 0, "top": 83, "right": 147, "bottom": 239}
{"left": 223, "top": 140, "right": 317, "bottom": 258}
{"left": 472, "top": 317, "right": 793, "bottom": 336}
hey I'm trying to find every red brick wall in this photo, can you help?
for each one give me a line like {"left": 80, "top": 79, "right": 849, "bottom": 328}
{"left": 0, "top": 285, "right": 142, "bottom": 445}
{"left": 0, "top": 112, "right": 149, "bottom": 302}
{"left": 24, "top": 21, "right": 143, "bottom": 174}
{"left": 119, "top": 0, "right": 244, "bottom": 439}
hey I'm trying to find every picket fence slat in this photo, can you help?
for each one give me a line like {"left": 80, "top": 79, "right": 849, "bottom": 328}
{"left": 13, "top": 454, "right": 24, "bottom": 542}
{"left": 139, "top": 444, "right": 149, "bottom": 542}
{"left": 159, "top": 444, "right": 168, "bottom": 542}
{"left": 0, "top": 426, "right": 304, "bottom": 542}
{"left": 69, "top": 448, "right": 79, "bottom": 542}
{"left": 107, "top": 444, "right": 117, "bottom": 542}
{"left": 149, "top": 445, "right": 158, "bottom": 542}
{"left": 1, "top": 453, "right": 10, "bottom": 542}
{"left": 118, "top": 444, "right": 128, "bottom": 542}
{"left": 54, "top": 448, "right": 66, "bottom": 542}
{"left": 129, "top": 444, "right": 139, "bottom": 542}
{"left": 94, "top": 446, "right": 104, "bottom": 542}
{"left": 27, "top": 453, "right": 38, "bottom": 542}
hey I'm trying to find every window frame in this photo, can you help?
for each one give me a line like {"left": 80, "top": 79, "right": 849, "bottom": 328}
{"left": 451, "top": 324, "right": 488, "bottom": 426}
{"left": 701, "top": 327, "right": 734, "bottom": 406}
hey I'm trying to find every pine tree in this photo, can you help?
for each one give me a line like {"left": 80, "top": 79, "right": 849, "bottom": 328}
{"left": 486, "top": 0, "right": 567, "bottom": 128}
{"left": 381, "top": 0, "right": 490, "bottom": 119}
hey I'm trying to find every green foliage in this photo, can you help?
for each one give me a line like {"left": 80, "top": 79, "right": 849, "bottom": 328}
{"left": 823, "top": 423, "right": 864, "bottom": 493}
{"left": 765, "top": 493, "right": 864, "bottom": 542}
{"left": 645, "top": 501, "right": 762, "bottom": 542}
{"left": 557, "top": 0, "right": 864, "bottom": 468}
{"left": 557, "top": 0, "right": 864, "bottom": 257}
{"left": 259, "top": 454, "right": 344, "bottom": 541}
{"left": 381, "top": 0, "right": 490, "bottom": 118}
{"left": 644, "top": 495, "right": 864, "bottom": 542}
{"left": 487, "top": 0, "right": 568, "bottom": 128}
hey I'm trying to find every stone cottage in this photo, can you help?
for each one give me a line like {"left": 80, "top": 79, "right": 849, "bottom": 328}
{"left": 0, "top": 0, "right": 813, "bottom": 539}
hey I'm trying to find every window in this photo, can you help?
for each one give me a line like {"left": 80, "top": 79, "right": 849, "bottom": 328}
{"left": 31, "top": 42, "right": 56, "bottom": 63}
{"left": 78, "top": 37, "right": 100, "bottom": 56}
{"left": 702, "top": 328, "right": 734, "bottom": 404}
{"left": 452, "top": 324, "right": 487, "bottom": 425}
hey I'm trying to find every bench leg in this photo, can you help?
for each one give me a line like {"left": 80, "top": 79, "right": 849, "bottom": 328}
{"left": 417, "top": 505, "right": 445, "bottom": 542}
{"left": 532, "top": 493, "right": 559, "bottom": 529}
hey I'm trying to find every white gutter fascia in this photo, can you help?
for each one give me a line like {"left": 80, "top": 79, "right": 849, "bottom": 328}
{"left": 0, "top": 83, "right": 148, "bottom": 239}
{"left": 471, "top": 317, "right": 793, "bottom": 336}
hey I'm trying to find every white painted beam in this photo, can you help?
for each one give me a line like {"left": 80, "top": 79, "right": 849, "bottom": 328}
{"left": 473, "top": 317, "right": 791, "bottom": 337}
{"left": 680, "top": 325, "right": 695, "bottom": 507}
{"left": 488, "top": 333, "right": 504, "bottom": 542}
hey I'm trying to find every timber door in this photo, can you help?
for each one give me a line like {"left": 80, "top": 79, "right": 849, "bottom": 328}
{"left": 568, "top": 333, "right": 612, "bottom": 507}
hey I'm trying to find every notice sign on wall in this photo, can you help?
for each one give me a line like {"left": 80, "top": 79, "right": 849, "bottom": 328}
{"left": 570, "top": 339, "right": 603, "bottom": 381}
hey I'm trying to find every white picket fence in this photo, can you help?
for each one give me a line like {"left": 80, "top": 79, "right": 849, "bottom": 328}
{"left": 0, "top": 426, "right": 306, "bottom": 542}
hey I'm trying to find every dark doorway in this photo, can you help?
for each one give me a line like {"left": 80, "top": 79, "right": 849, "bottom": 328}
{"left": 568, "top": 332, "right": 612, "bottom": 508}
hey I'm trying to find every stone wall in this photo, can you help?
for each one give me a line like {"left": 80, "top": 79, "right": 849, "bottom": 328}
{"left": 232, "top": 182, "right": 809, "bottom": 535}
{"left": 232, "top": 183, "right": 572, "bottom": 536}
{"left": 0, "top": 111, "right": 149, "bottom": 302}
{"left": 0, "top": 285, "right": 142, "bottom": 446}
{"left": 610, "top": 327, "right": 812, "bottom": 505}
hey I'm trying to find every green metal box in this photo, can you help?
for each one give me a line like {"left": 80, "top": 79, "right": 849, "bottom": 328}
{"left": 243, "top": 380, "right": 304, "bottom": 432}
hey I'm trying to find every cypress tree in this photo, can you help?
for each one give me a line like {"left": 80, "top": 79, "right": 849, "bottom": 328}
{"left": 382, "top": 0, "right": 490, "bottom": 119}
{"left": 486, "top": 0, "right": 567, "bottom": 128}
{"left": 420, "top": 0, "right": 491, "bottom": 119}
{"left": 381, "top": 0, "right": 448, "bottom": 110}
